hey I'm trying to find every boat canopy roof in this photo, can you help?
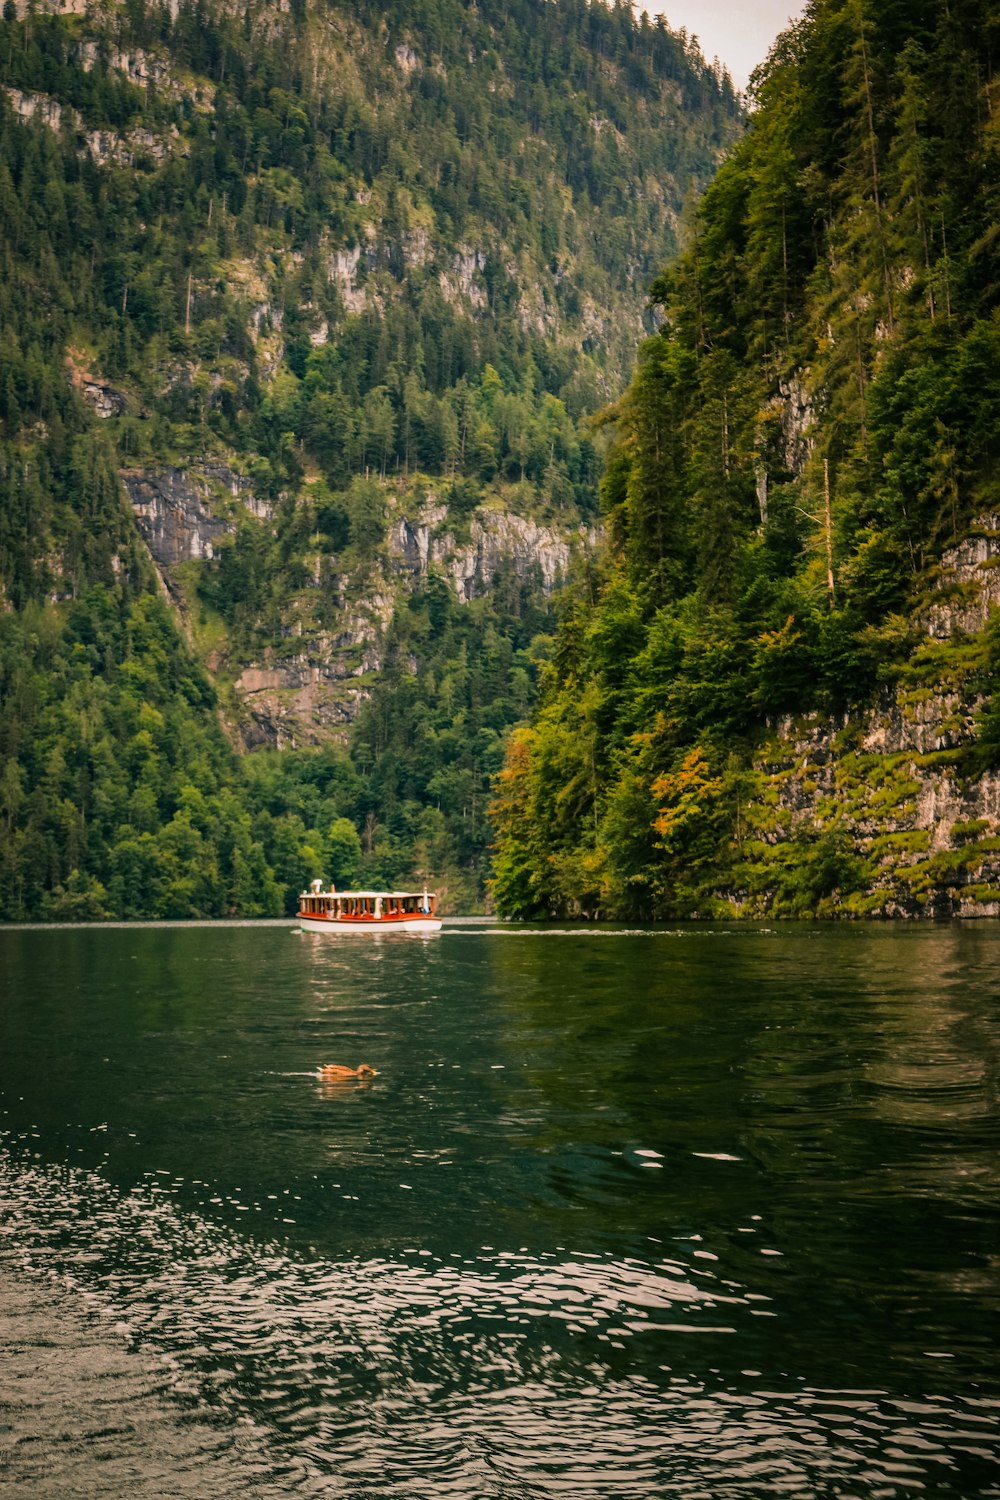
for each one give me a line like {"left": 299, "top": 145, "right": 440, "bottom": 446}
{"left": 301, "top": 888, "right": 434, "bottom": 899}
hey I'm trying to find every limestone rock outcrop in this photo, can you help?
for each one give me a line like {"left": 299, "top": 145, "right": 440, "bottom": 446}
{"left": 123, "top": 468, "right": 238, "bottom": 569}
{"left": 124, "top": 461, "right": 592, "bottom": 750}
{"left": 741, "top": 517, "right": 1000, "bottom": 918}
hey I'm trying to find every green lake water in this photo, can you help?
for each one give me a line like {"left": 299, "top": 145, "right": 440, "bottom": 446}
{"left": 1, "top": 921, "right": 999, "bottom": 1497}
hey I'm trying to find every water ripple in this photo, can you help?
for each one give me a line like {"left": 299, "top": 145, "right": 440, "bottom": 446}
{"left": 3, "top": 1145, "right": 998, "bottom": 1499}
{"left": 3, "top": 922, "right": 1000, "bottom": 1498}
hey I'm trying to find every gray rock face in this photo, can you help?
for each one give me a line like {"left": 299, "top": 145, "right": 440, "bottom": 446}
{"left": 123, "top": 468, "right": 235, "bottom": 568}
{"left": 4, "top": 85, "right": 182, "bottom": 164}
{"left": 925, "top": 514, "right": 1000, "bottom": 639}
{"left": 82, "top": 381, "right": 127, "bottom": 418}
{"left": 777, "top": 374, "right": 815, "bottom": 475}
{"left": 216, "top": 502, "right": 590, "bottom": 748}
{"left": 124, "top": 458, "right": 594, "bottom": 749}
{"left": 229, "top": 589, "right": 397, "bottom": 749}
{"left": 752, "top": 518, "right": 1000, "bottom": 918}
{"left": 5, "top": 86, "right": 65, "bottom": 130}
{"left": 230, "top": 503, "right": 593, "bottom": 749}
{"left": 446, "top": 513, "right": 581, "bottom": 601}
{"left": 387, "top": 505, "right": 587, "bottom": 601}
{"left": 234, "top": 659, "right": 364, "bottom": 749}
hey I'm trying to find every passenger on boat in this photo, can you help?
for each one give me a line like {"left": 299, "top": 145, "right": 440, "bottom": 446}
{"left": 319, "top": 1063, "right": 377, "bottom": 1080}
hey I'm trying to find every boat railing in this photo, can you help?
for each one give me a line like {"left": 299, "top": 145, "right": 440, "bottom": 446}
{"left": 298, "top": 889, "right": 438, "bottom": 920}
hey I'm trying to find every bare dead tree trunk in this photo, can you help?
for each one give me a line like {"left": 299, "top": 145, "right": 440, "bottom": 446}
{"left": 824, "top": 457, "right": 835, "bottom": 607}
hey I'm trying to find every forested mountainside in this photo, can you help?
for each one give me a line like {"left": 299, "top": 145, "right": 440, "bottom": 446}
{"left": 493, "top": 0, "right": 1000, "bottom": 920}
{"left": 0, "top": 0, "right": 739, "bottom": 918}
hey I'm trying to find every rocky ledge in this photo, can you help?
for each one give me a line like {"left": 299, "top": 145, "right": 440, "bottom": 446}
{"left": 388, "top": 503, "right": 591, "bottom": 600}
{"left": 734, "top": 518, "right": 1000, "bottom": 918}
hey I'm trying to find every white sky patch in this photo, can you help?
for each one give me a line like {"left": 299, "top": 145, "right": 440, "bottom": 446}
{"left": 643, "top": 1, "right": 807, "bottom": 91}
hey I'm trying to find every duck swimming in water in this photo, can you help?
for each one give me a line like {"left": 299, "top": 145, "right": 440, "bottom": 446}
{"left": 319, "top": 1063, "right": 377, "bottom": 1080}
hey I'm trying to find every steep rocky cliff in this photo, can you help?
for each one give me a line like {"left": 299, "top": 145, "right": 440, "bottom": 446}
{"left": 124, "top": 458, "right": 592, "bottom": 747}
{"left": 743, "top": 519, "right": 1000, "bottom": 918}
{"left": 488, "top": 0, "right": 1000, "bottom": 923}
{"left": 124, "top": 466, "right": 243, "bottom": 568}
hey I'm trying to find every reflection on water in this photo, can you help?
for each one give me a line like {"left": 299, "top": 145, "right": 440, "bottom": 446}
{"left": 5, "top": 1151, "right": 999, "bottom": 1499}
{"left": 1, "top": 922, "right": 999, "bottom": 1497}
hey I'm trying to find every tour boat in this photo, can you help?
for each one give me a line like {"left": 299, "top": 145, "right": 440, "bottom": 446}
{"left": 298, "top": 880, "right": 442, "bottom": 933}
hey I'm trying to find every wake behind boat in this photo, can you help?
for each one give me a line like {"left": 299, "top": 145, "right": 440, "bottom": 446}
{"left": 298, "top": 880, "right": 441, "bottom": 933}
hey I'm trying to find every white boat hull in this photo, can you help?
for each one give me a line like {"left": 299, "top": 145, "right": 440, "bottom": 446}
{"left": 299, "top": 916, "right": 442, "bottom": 935}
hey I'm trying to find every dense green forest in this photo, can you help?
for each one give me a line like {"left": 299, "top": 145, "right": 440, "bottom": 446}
{"left": 0, "top": 0, "right": 739, "bottom": 918}
{"left": 492, "top": 0, "right": 1000, "bottom": 919}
